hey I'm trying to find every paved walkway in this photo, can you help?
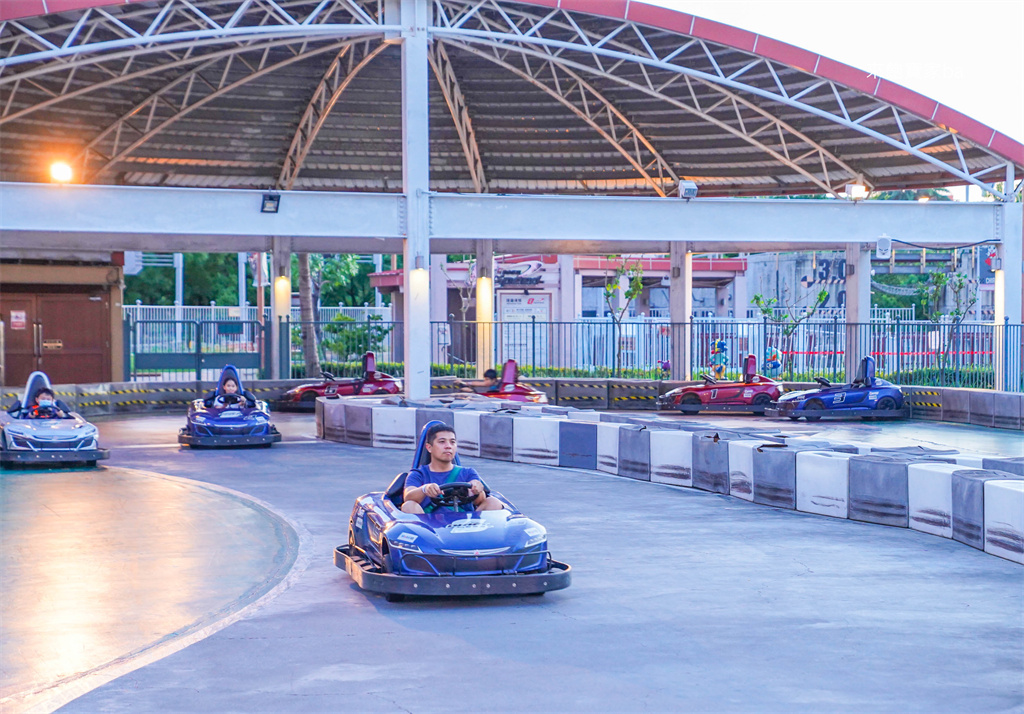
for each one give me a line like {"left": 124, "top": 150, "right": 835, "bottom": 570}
{"left": 1, "top": 413, "right": 1021, "bottom": 713}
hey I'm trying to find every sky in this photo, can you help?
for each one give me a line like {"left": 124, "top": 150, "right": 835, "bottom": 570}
{"left": 645, "top": 0, "right": 1024, "bottom": 144}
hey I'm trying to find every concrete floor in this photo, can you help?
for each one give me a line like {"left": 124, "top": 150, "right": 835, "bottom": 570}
{"left": 1, "top": 413, "right": 1021, "bottom": 713}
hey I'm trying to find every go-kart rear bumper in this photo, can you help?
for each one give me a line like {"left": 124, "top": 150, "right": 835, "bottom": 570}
{"left": 765, "top": 406, "right": 910, "bottom": 420}
{"left": 178, "top": 429, "right": 282, "bottom": 447}
{"left": 1, "top": 448, "right": 109, "bottom": 464}
{"left": 334, "top": 545, "right": 571, "bottom": 597}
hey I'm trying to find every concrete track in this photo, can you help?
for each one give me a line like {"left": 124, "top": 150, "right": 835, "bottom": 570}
{"left": 1, "top": 413, "right": 1021, "bottom": 713}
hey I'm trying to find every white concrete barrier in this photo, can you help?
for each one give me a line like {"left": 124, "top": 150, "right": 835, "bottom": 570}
{"left": 567, "top": 410, "right": 602, "bottom": 422}
{"left": 649, "top": 430, "right": 694, "bottom": 487}
{"left": 727, "top": 440, "right": 764, "bottom": 502}
{"left": 984, "top": 480, "right": 1024, "bottom": 564}
{"left": 452, "top": 410, "right": 482, "bottom": 457}
{"left": 953, "top": 454, "right": 987, "bottom": 468}
{"left": 907, "top": 462, "right": 960, "bottom": 538}
{"left": 597, "top": 423, "right": 623, "bottom": 474}
{"left": 796, "top": 451, "right": 854, "bottom": 519}
{"left": 512, "top": 416, "right": 561, "bottom": 465}
{"left": 371, "top": 406, "right": 417, "bottom": 449}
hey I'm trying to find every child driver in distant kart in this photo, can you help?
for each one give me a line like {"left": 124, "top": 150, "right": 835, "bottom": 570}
{"left": 456, "top": 368, "right": 500, "bottom": 394}
{"left": 402, "top": 423, "right": 503, "bottom": 514}
{"left": 203, "top": 376, "right": 255, "bottom": 408}
{"left": 26, "top": 388, "right": 67, "bottom": 418}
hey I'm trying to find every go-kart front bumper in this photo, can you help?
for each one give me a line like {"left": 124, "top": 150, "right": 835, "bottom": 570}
{"left": 334, "top": 545, "right": 571, "bottom": 598}
{"left": 1, "top": 448, "right": 109, "bottom": 464}
{"left": 178, "top": 428, "right": 282, "bottom": 447}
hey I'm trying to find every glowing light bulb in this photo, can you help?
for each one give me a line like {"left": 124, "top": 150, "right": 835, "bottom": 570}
{"left": 50, "top": 162, "right": 73, "bottom": 183}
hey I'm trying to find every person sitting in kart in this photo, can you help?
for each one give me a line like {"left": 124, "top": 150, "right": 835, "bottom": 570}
{"left": 24, "top": 387, "right": 69, "bottom": 419}
{"left": 456, "top": 368, "right": 500, "bottom": 394}
{"left": 401, "top": 422, "right": 503, "bottom": 514}
{"left": 203, "top": 376, "right": 256, "bottom": 409}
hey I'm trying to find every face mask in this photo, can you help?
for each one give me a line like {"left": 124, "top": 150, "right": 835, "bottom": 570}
{"left": 38, "top": 399, "right": 54, "bottom": 408}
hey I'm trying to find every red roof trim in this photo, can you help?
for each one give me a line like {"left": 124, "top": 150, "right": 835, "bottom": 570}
{"left": 1, "top": 0, "right": 1018, "bottom": 166}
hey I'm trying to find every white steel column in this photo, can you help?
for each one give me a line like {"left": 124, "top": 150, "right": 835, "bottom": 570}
{"left": 994, "top": 198, "right": 1023, "bottom": 391}
{"left": 733, "top": 272, "right": 749, "bottom": 319}
{"left": 844, "top": 244, "right": 872, "bottom": 380}
{"left": 237, "top": 252, "right": 247, "bottom": 310}
{"left": 401, "top": 0, "right": 431, "bottom": 399}
{"left": 475, "top": 239, "right": 494, "bottom": 378}
{"left": 429, "top": 254, "right": 448, "bottom": 364}
{"left": 669, "top": 242, "right": 693, "bottom": 380}
{"left": 270, "top": 237, "right": 292, "bottom": 379}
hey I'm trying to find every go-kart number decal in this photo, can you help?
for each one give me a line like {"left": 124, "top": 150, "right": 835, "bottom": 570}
{"left": 869, "top": 391, "right": 879, "bottom": 401}
{"left": 326, "top": 386, "right": 337, "bottom": 394}
{"left": 743, "top": 388, "right": 753, "bottom": 398}
{"left": 833, "top": 393, "right": 846, "bottom": 404}
{"left": 710, "top": 389, "right": 718, "bottom": 399}
{"left": 361, "top": 384, "right": 375, "bottom": 393}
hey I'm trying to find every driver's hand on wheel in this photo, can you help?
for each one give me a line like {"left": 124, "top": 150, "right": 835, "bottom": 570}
{"left": 422, "top": 483, "right": 442, "bottom": 498}
{"left": 469, "top": 480, "right": 485, "bottom": 498}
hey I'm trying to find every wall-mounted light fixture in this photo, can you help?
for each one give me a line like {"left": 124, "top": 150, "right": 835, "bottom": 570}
{"left": 843, "top": 183, "right": 868, "bottom": 201}
{"left": 261, "top": 193, "right": 281, "bottom": 213}
{"left": 677, "top": 180, "right": 698, "bottom": 200}
{"left": 50, "top": 161, "right": 73, "bottom": 183}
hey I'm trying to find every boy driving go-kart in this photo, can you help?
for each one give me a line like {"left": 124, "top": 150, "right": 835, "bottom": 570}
{"left": 24, "top": 388, "right": 70, "bottom": 419}
{"left": 402, "top": 422, "right": 504, "bottom": 514}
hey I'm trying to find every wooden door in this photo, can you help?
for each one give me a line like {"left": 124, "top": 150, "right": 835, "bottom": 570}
{"left": 1, "top": 295, "right": 38, "bottom": 385}
{"left": 37, "top": 294, "right": 110, "bottom": 384}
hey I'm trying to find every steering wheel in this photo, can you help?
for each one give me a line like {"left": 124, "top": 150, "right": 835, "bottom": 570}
{"left": 430, "top": 482, "right": 480, "bottom": 509}
{"left": 216, "top": 393, "right": 243, "bottom": 407}
{"left": 29, "top": 405, "right": 58, "bottom": 418}
{"left": 814, "top": 377, "right": 832, "bottom": 388}
{"left": 321, "top": 371, "right": 336, "bottom": 381}
{"left": 699, "top": 373, "right": 717, "bottom": 385}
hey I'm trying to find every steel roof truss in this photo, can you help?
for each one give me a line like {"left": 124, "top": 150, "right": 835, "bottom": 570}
{"left": 430, "top": 41, "right": 487, "bottom": 192}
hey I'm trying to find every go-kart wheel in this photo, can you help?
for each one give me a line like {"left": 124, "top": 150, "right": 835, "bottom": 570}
{"left": 803, "top": 400, "right": 824, "bottom": 421}
{"left": 679, "top": 394, "right": 701, "bottom": 407}
{"left": 300, "top": 391, "right": 317, "bottom": 402}
{"left": 876, "top": 396, "right": 897, "bottom": 411}
{"left": 385, "top": 593, "right": 406, "bottom": 603}
{"left": 752, "top": 394, "right": 772, "bottom": 407}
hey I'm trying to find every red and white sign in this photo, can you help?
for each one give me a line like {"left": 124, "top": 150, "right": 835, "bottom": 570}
{"left": 9, "top": 310, "right": 26, "bottom": 330}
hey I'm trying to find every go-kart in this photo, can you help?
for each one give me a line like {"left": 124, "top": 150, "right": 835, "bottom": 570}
{"left": 658, "top": 354, "right": 783, "bottom": 414}
{"left": 178, "top": 365, "right": 281, "bottom": 447}
{"left": 277, "top": 352, "right": 402, "bottom": 410}
{"left": 334, "top": 421, "right": 571, "bottom": 601}
{"left": 1, "top": 371, "right": 109, "bottom": 467}
{"left": 766, "top": 356, "right": 908, "bottom": 421}
{"left": 441, "top": 359, "right": 548, "bottom": 404}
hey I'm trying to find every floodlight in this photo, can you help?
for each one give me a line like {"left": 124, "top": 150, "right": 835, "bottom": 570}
{"left": 261, "top": 193, "right": 281, "bottom": 213}
{"left": 50, "top": 161, "right": 73, "bottom": 183}
{"left": 843, "top": 183, "right": 868, "bottom": 200}
{"left": 677, "top": 180, "right": 699, "bottom": 200}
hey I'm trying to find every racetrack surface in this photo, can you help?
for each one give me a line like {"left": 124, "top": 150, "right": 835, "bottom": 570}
{"left": 5, "top": 414, "right": 1022, "bottom": 713}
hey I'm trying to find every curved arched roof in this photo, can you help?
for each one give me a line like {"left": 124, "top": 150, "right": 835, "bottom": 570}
{"left": 1, "top": 0, "right": 1020, "bottom": 198}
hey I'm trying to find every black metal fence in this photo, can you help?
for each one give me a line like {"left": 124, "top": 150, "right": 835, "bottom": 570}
{"left": 125, "top": 317, "right": 1024, "bottom": 392}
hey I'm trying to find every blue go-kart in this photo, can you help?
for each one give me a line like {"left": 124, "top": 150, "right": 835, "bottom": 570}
{"left": 767, "top": 356, "right": 908, "bottom": 421}
{"left": 178, "top": 366, "right": 281, "bottom": 448}
{"left": 334, "top": 421, "right": 571, "bottom": 602}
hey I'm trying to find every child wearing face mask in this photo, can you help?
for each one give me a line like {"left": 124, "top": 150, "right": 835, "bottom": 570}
{"left": 27, "top": 388, "right": 67, "bottom": 419}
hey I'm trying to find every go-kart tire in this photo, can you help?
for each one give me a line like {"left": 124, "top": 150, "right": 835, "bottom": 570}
{"left": 680, "top": 394, "right": 701, "bottom": 405}
{"left": 752, "top": 394, "right": 773, "bottom": 407}
{"left": 300, "top": 391, "right": 317, "bottom": 403}
{"left": 877, "top": 397, "right": 897, "bottom": 411}
{"left": 803, "top": 400, "right": 824, "bottom": 421}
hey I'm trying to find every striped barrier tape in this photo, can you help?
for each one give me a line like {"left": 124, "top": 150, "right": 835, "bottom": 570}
{"left": 612, "top": 395, "right": 657, "bottom": 401}
{"left": 909, "top": 390, "right": 942, "bottom": 409}
{"left": 116, "top": 399, "right": 191, "bottom": 406}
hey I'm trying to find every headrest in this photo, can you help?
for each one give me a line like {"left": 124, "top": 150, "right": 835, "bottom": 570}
{"left": 856, "top": 356, "right": 876, "bottom": 385}
{"left": 500, "top": 359, "right": 518, "bottom": 385}
{"left": 743, "top": 354, "right": 756, "bottom": 381}
{"left": 412, "top": 420, "right": 462, "bottom": 469}
{"left": 362, "top": 351, "right": 377, "bottom": 374}
{"left": 217, "top": 364, "right": 243, "bottom": 394}
{"left": 22, "top": 371, "right": 52, "bottom": 410}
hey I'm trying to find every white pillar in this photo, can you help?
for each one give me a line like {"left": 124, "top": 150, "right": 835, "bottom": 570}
{"left": 732, "top": 272, "right": 748, "bottom": 319}
{"left": 270, "top": 237, "right": 292, "bottom": 379}
{"left": 994, "top": 200, "right": 1023, "bottom": 391}
{"left": 237, "top": 252, "right": 247, "bottom": 310}
{"left": 557, "top": 254, "right": 577, "bottom": 369}
{"left": 844, "top": 243, "right": 871, "bottom": 380}
{"left": 400, "top": 0, "right": 431, "bottom": 400}
{"left": 715, "top": 285, "right": 730, "bottom": 317}
{"left": 669, "top": 242, "right": 693, "bottom": 380}
{"left": 429, "top": 254, "right": 448, "bottom": 364}
{"left": 475, "top": 239, "right": 494, "bottom": 378}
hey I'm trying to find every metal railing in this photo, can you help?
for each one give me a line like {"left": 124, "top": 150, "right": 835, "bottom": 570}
{"left": 124, "top": 304, "right": 392, "bottom": 323}
{"left": 123, "top": 317, "right": 1024, "bottom": 392}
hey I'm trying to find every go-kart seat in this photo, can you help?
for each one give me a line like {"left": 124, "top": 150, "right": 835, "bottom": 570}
{"left": 385, "top": 472, "right": 409, "bottom": 507}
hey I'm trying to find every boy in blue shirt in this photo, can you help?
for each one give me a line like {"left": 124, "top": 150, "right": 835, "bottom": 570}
{"left": 402, "top": 422, "right": 504, "bottom": 514}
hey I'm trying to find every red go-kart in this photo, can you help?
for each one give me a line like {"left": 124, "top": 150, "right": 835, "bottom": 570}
{"left": 657, "top": 354, "right": 782, "bottom": 414}
{"left": 450, "top": 359, "right": 548, "bottom": 404}
{"left": 278, "top": 352, "right": 403, "bottom": 410}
